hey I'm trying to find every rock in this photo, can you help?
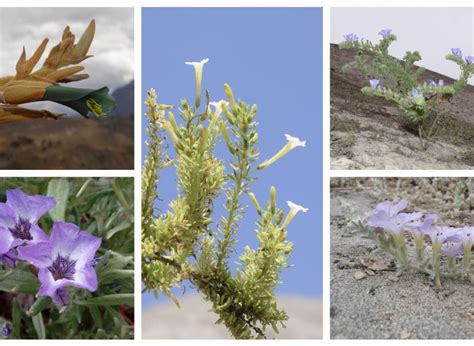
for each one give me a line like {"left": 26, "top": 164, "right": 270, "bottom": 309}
{"left": 354, "top": 271, "right": 367, "bottom": 280}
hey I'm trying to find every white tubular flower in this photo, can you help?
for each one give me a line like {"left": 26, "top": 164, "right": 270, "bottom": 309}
{"left": 185, "top": 58, "right": 209, "bottom": 109}
{"left": 285, "top": 134, "right": 306, "bottom": 149}
{"left": 208, "top": 100, "right": 229, "bottom": 131}
{"left": 282, "top": 201, "right": 308, "bottom": 229}
{"left": 257, "top": 134, "right": 306, "bottom": 170}
{"left": 209, "top": 100, "right": 229, "bottom": 117}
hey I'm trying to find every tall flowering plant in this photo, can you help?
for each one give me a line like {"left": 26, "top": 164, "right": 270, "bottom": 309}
{"left": 0, "top": 19, "right": 116, "bottom": 124}
{"left": 142, "top": 59, "right": 308, "bottom": 339}
{"left": 339, "top": 29, "right": 474, "bottom": 131}
{"left": 350, "top": 199, "right": 473, "bottom": 288}
{"left": 0, "top": 178, "right": 134, "bottom": 339}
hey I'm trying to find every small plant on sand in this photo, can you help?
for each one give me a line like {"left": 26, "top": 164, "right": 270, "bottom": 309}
{"left": 0, "top": 19, "right": 116, "bottom": 124}
{"left": 142, "top": 59, "right": 308, "bottom": 339}
{"left": 340, "top": 30, "right": 473, "bottom": 137}
{"left": 350, "top": 199, "right": 473, "bottom": 288}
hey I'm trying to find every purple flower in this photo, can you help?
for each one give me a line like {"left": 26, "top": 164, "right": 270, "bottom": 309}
{"left": 378, "top": 29, "right": 392, "bottom": 38}
{"left": 411, "top": 88, "right": 421, "bottom": 98}
{"left": 366, "top": 200, "right": 422, "bottom": 235}
{"left": 465, "top": 56, "right": 474, "bottom": 65}
{"left": 17, "top": 222, "right": 101, "bottom": 306}
{"left": 407, "top": 214, "right": 438, "bottom": 237}
{"left": 451, "top": 48, "right": 463, "bottom": 58}
{"left": 0, "top": 189, "right": 56, "bottom": 267}
{"left": 343, "top": 33, "right": 358, "bottom": 42}
{"left": 369, "top": 79, "right": 380, "bottom": 89}
{"left": 450, "top": 226, "right": 474, "bottom": 245}
{"left": 415, "top": 224, "right": 459, "bottom": 245}
{"left": 441, "top": 240, "right": 464, "bottom": 256}
{"left": 2, "top": 324, "right": 12, "bottom": 337}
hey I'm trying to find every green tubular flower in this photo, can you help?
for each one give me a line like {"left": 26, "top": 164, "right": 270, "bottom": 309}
{"left": 42, "top": 85, "right": 116, "bottom": 118}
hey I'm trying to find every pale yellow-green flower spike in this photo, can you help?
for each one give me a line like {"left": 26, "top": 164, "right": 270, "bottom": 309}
{"left": 257, "top": 134, "right": 306, "bottom": 170}
{"left": 281, "top": 201, "right": 308, "bottom": 229}
{"left": 185, "top": 58, "right": 209, "bottom": 109}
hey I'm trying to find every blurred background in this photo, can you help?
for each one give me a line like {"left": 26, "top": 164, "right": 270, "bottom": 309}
{"left": 142, "top": 7, "right": 322, "bottom": 338}
{"left": 331, "top": 7, "right": 474, "bottom": 86}
{"left": 0, "top": 8, "right": 134, "bottom": 169}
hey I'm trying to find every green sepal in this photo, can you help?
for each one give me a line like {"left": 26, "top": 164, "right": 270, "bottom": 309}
{"left": 43, "top": 85, "right": 117, "bottom": 117}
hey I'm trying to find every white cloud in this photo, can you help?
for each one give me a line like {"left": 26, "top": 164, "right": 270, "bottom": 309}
{"left": 0, "top": 7, "right": 134, "bottom": 93}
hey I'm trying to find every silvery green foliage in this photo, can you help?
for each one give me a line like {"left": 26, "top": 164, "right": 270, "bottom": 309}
{"left": 350, "top": 200, "right": 473, "bottom": 288}
{"left": 340, "top": 30, "right": 474, "bottom": 124}
{"left": 142, "top": 60, "right": 307, "bottom": 339}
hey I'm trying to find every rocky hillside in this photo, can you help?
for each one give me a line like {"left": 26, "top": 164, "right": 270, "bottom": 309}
{"left": 330, "top": 44, "right": 474, "bottom": 170}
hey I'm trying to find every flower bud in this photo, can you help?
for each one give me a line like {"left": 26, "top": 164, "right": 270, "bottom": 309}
{"left": 224, "top": 83, "right": 237, "bottom": 112}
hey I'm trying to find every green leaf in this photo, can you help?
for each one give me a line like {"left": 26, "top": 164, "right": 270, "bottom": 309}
{"left": 32, "top": 312, "right": 46, "bottom": 339}
{"left": 88, "top": 305, "right": 103, "bottom": 329}
{"left": 47, "top": 178, "right": 70, "bottom": 221}
{"left": 99, "top": 269, "right": 134, "bottom": 285}
{"left": 0, "top": 269, "right": 40, "bottom": 294}
{"left": 27, "top": 297, "right": 52, "bottom": 317}
{"left": 105, "top": 222, "right": 132, "bottom": 240}
{"left": 12, "top": 299, "right": 22, "bottom": 337}
{"left": 74, "top": 294, "right": 134, "bottom": 307}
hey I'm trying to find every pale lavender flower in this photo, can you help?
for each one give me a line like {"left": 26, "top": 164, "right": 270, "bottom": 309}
{"left": 18, "top": 222, "right": 101, "bottom": 306}
{"left": 438, "top": 80, "right": 445, "bottom": 86}
{"left": 411, "top": 88, "right": 421, "bottom": 97}
{"left": 428, "top": 80, "right": 437, "bottom": 87}
{"left": 378, "top": 29, "right": 392, "bottom": 38}
{"left": 450, "top": 226, "right": 474, "bottom": 245}
{"left": 343, "top": 33, "right": 358, "bottom": 42}
{"left": 369, "top": 79, "right": 380, "bottom": 89}
{"left": 2, "top": 324, "right": 11, "bottom": 337}
{"left": 366, "top": 200, "right": 422, "bottom": 235}
{"left": 441, "top": 241, "right": 464, "bottom": 256}
{"left": 465, "top": 56, "right": 474, "bottom": 65}
{"left": 437, "top": 227, "right": 470, "bottom": 256}
{"left": 0, "top": 189, "right": 55, "bottom": 267}
{"left": 451, "top": 48, "right": 463, "bottom": 58}
{"left": 416, "top": 224, "right": 460, "bottom": 245}
{"left": 407, "top": 214, "right": 438, "bottom": 237}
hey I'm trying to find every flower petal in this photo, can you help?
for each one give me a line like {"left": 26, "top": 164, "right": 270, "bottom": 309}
{"left": 49, "top": 222, "right": 81, "bottom": 259}
{"left": 6, "top": 189, "right": 56, "bottom": 224}
{"left": 0, "top": 203, "right": 16, "bottom": 229}
{"left": 38, "top": 268, "right": 69, "bottom": 298}
{"left": 71, "top": 265, "right": 98, "bottom": 292}
{"left": 16, "top": 241, "right": 53, "bottom": 268}
{"left": 69, "top": 231, "right": 102, "bottom": 268}
{"left": 0, "top": 226, "right": 14, "bottom": 255}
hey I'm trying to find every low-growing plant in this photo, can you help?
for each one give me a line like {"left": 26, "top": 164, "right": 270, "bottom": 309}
{"left": 0, "top": 178, "right": 134, "bottom": 339}
{"left": 0, "top": 19, "right": 116, "bottom": 123}
{"left": 142, "top": 59, "right": 308, "bottom": 339}
{"left": 350, "top": 199, "right": 473, "bottom": 288}
{"left": 339, "top": 30, "right": 473, "bottom": 135}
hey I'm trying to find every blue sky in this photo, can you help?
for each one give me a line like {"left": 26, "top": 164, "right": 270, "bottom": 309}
{"left": 142, "top": 7, "right": 323, "bottom": 309}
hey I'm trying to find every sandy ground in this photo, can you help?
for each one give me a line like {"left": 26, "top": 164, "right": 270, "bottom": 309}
{"left": 142, "top": 295, "right": 322, "bottom": 339}
{"left": 330, "top": 44, "right": 474, "bottom": 170}
{"left": 330, "top": 181, "right": 474, "bottom": 339}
